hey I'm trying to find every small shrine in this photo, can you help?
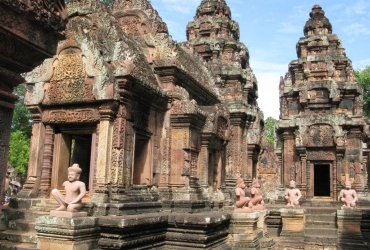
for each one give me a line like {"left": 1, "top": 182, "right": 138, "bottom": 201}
{"left": 275, "top": 5, "right": 369, "bottom": 200}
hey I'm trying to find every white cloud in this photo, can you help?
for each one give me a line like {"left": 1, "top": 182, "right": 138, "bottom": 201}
{"left": 251, "top": 60, "right": 287, "bottom": 119}
{"left": 345, "top": 0, "right": 370, "bottom": 15}
{"left": 256, "top": 72, "right": 281, "bottom": 119}
{"left": 342, "top": 23, "right": 370, "bottom": 36}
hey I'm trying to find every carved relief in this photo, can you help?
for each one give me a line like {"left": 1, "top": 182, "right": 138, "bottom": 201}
{"left": 305, "top": 125, "right": 334, "bottom": 147}
{"left": 307, "top": 150, "right": 335, "bottom": 161}
{"left": 44, "top": 53, "right": 94, "bottom": 104}
{"left": 42, "top": 109, "right": 100, "bottom": 123}
{"left": 118, "top": 16, "right": 141, "bottom": 36}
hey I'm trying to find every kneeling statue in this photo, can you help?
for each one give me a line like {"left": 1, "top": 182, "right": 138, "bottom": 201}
{"left": 248, "top": 178, "right": 265, "bottom": 210}
{"left": 51, "top": 164, "right": 86, "bottom": 212}
{"left": 234, "top": 177, "right": 253, "bottom": 213}
{"left": 284, "top": 180, "right": 302, "bottom": 208}
{"left": 338, "top": 180, "right": 358, "bottom": 210}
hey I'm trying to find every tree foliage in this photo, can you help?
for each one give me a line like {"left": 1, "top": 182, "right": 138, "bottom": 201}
{"left": 8, "top": 84, "right": 32, "bottom": 177}
{"left": 11, "top": 84, "right": 32, "bottom": 137}
{"left": 356, "top": 65, "right": 370, "bottom": 117}
{"left": 264, "top": 117, "right": 277, "bottom": 145}
{"left": 8, "top": 130, "right": 30, "bottom": 176}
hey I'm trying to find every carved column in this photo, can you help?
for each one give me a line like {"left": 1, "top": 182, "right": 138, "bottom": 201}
{"left": 0, "top": 90, "right": 17, "bottom": 207}
{"left": 247, "top": 145, "right": 256, "bottom": 181}
{"left": 300, "top": 154, "right": 307, "bottom": 194}
{"left": 38, "top": 125, "right": 54, "bottom": 197}
{"left": 333, "top": 158, "right": 337, "bottom": 200}
{"left": 110, "top": 106, "right": 126, "bottom": 189}
{"left": 306, "top": 160, "right": 311, "bottom": 198}
{"left": 18, "top": 105, "right": 45, "bottom": 198}
{"left": 336, "top": 153, "right": 344, "bottom": 196}
{"left": 199, "top": 136, "right": 210, "bottom": 189}
{"left": 91, "top": 102, "right": 117, "bottom": 203}
{"left": 282, "top": 131, "right": 295, "bottom": 186}
{"left": 226, "top": 113, "right": 247, "bottom": 179}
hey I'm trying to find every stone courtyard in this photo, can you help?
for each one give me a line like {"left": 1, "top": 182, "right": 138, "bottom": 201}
{"left": 0, "top": 0, "right": 369, "bottom": 249}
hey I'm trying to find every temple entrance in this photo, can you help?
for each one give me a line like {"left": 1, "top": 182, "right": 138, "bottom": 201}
{"left": 51, "top": 126, "right": 97, "bottom": 194}
{"left": 314, "top": 164, "right": 330, "bottom": 196}
{"left": 132, "top": 133, "right": 152, "bottom": 185}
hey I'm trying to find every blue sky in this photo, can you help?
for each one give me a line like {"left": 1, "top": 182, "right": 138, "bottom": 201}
{"left": 151, "top": 0, "right": 370, "bottom": 119}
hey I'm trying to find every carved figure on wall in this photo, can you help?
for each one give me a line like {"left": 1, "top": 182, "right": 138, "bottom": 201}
{"left": 294, "top": 128, "right": 302, "bottom": 146}
{"left": 248, "top": 178, "right": 265, "bottom": 210}
{"left": 284, "top": 180, "right": 302, "bottom": 208}
{"left": 234, "top": 177, "right": 253, "bottom": 213}
{"left": 338, "top": 180, "right": 358, "bottom": 210}
{"left": 51, "top": 164, "right": 86, "bottom": 212}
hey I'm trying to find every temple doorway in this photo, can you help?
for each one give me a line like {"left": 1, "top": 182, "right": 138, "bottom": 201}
{"left": 314, "top": 164, "right": 330, "bottom": 197}
{"left": 132, "top": 133, "right": 152, "bottom": 185}
{"left": 51, "top": 127, "right": 97, "bottom": 195}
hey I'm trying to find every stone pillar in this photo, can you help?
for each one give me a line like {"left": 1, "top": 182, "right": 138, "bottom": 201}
{"left": 18, "top": 105, "right": 46, "bottom": 198}
{"left": 300, "top": 154, "right": 307, "bottom": 194}
{"left": 91, "top": 102, "right": 117, "bottom": 203}
{"left": 257, "top": 210, "right": 275, "bottom": 249}
{"left": 279, "top": 208, "right": 305, "bottom": 248}
{"left": 337, "top": 210, "right": 367, "bottom": 249}
{"left": 0, "top": 90, "right": 17, "bottom": 209}
{"left": 228, "top": 212, "right": 260, "bottom": 249}
{"left": 333, "top": 158, "right": 337, "bottom": 200}
{"left": 38, "top": 125, "right": 54, "bottom": 197}
{"left": 282, "top": 131, "right": 295, "bottom": 186}
{"left": 36, "top": 216, "right": 100, "bottom": 250}
{"left": 198, "top": 139, "right": 209, "bottom": 189}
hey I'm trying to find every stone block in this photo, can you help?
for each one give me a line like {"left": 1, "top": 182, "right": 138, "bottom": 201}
{"left": 49, "top": 211, "right": 87, "bottom": 218}
{"left": 228, "top": 212, "right": 260, "bottom": 249}
{"left": 36, "top": 216, "right": 100, "bottom": 250}
{"left": 280, "top": 208, "right": 305, "bottom": 236}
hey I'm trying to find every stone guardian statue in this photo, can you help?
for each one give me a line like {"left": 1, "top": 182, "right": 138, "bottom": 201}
{"left": 284, "top": 180, "right": 302, "bottom": 208}
{"left": 338, "top": 180, "right": 358, "bottom": 210}
{"left": 234, "top": 177, "right": 253, "bottom": 213}
{"left": 51, "top": 164, "right": 86, "bottom": 212}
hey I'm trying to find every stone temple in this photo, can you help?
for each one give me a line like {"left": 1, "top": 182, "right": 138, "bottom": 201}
{"left": 0, "top": 0, "right": 369, "bottom": 249}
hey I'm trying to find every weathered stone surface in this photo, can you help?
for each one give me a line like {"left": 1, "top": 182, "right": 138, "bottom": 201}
{"left": 337, "top": 210, "right": 367, "bottom": 249}
{"left": 36, "top": 216, "right": 100, "bottom": 250}
{"left": 228, "top": 212, "right": 260, "bottom": 249}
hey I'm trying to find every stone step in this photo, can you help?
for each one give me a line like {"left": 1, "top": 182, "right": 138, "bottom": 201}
{"left": 305, "top": 214, "right": 336, "bottom": 222}
{"left": 305, "top": 221, "right": 336, "bottom": 228}
{"left": 304, "top": 235, "right": 337, "bottom": 245}
{"left": 5, "top": 209, "right": 49, "bottom": 221}
{"left": 0, "top": 239, "right": 37, "bottom": 250}
{"left": 0, "top": 230, "right": 38, "bottom": 244}
{"left": 8, "top": 219, "right": 36, "bottom": 232}
{"left": 305, "top": 228, "right": 337, "bottom": 236}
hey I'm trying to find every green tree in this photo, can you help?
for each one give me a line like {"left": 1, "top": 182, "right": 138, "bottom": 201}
{"left": 356, "top": 65, "right": 370, "bottom": 117}
{"left": 11, "top": 84, "right": 32, "bottom": 137}
{"left": 264, "top": 117, "right": 277, "bottom": 145}
{"left": 8, "top": 130, "right": 30, "bottom": 176}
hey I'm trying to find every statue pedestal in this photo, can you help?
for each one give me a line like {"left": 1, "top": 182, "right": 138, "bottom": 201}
{"left": 256, "top": 210, "right": 275, "bottom": 249}
{"left": 228, "top": 212, "right": 260, "bottom": 249}
{"left": 36, "top": 216, "right": 99, "bottom": 250}
{"left": 337, "top": 210, "right": 367, "bottom": 249}
{"left": 278, "top": 208, "right": 305, "bottom": 249}
{"left": 50, "top": 210, "right": 87, "bottom": 218}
